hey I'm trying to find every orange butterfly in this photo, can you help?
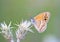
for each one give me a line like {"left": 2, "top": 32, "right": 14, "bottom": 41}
{"left": 31, "top": 12, "right": 50, "bottom": 33}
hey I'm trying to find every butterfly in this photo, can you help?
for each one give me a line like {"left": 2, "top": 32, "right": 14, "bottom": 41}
{"left": 31, "top": 12, "right": 50, "bottom": 33}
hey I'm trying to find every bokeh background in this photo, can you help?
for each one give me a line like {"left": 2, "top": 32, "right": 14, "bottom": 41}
{"left": 0, "top": 0, "right": 60, "bottom": 42}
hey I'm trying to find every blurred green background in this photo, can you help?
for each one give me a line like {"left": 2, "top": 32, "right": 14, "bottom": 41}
{"left": 0, "top": 0, "right": 60, "bottom": 42}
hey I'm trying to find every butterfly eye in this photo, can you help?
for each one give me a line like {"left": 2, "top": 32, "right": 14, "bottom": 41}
{"left": 31, "top": 18, "right": 36, "bottom": 24}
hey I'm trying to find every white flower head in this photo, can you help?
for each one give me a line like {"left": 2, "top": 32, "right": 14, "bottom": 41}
{"left": 0, "top": 22, "right": 13, "bottom": 40}
{"left": 16, "top": 20, "right": 33, "bottom": 33}
{"left": 16, "top": 20, "right": 33, "bottom": 42}
{"left": 0, "top": 22, "right": 12, "bottom": 31}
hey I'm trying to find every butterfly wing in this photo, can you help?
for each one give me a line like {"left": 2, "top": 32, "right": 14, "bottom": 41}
{"left": 31, "top": 12, "right": 50, "bottom": 33}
